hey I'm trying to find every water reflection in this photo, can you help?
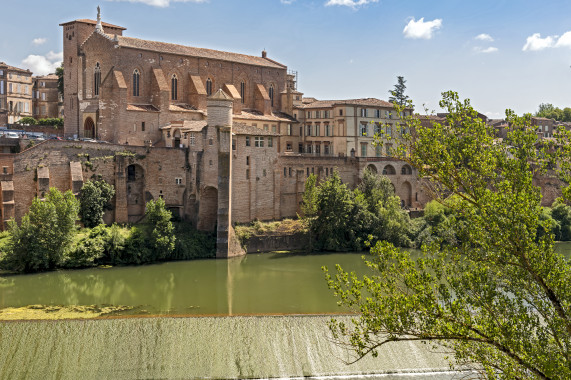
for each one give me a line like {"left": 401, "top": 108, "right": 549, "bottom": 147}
{"left": 2, "top": 243, "right": 568, "bottom": 317}
{"left": 0, "top": 252, "right": 371, "bottom": 316}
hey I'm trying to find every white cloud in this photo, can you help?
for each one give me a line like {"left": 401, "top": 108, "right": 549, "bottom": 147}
{"left": 522, "top": 33, "right": 556, "bottom": 51}
{"left": 475, "top": 33, "right": 493, "bottom": 42}
{"left": 32, "top": 38, "right": 47, "bottom": 46}
{"left": 110, "top": 0, "right": 206, "bottom": 8}
{"left": 403, "top": 18, "right": 442, "bottom": 40}
{"left": 21, "top": 51, "right": 62, "bottom": 75}
{"left": 474, "top": 46, "right": 498, "bottom": 54}
{"left": 555, "top": 31, "right": 571, "bottom": 48}
{"left": 280, "top": 0, "right": 294, "bottom": 3}
{"left": 325, "top": 0, "right": 378, "bottom": 9}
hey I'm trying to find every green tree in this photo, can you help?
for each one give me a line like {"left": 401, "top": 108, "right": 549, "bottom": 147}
{"left": 56, "top": 63, "right": 64, "bottom": 100}
{"left": 388, "top": 76, "right": 411, "bottom": 107}
{"left": 301, "top": 173, "right": 318, "bottom": 251}
{"left": 312, "top": 172, "right": 357, "bottom": 251}
{"left": 79, "top": 180, "right": 115, "bottom": 228}
{"left": 145, "top": 198, "right": 175, "bottom": 260}
{"left": 324, "top": 91, "right": 571, "bottom": 379}
{"left": 3, "top": 188, "right": 79, "bottom": 272}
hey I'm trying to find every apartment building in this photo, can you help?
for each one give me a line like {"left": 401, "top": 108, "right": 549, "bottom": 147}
{"left": 32, "top": 74, "right": 62, "bottom": 119}
{"left": 0, "top": 62, "right": 33, "bottom": 126}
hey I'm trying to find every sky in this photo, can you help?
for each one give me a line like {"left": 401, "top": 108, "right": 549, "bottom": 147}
{"left": 1, "top": 0, "right": 571, "bottom": 118}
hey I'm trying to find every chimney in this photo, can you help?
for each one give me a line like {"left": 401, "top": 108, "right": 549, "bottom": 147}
{"left": 262, "top": 50, "right": 267, "bottom": 58}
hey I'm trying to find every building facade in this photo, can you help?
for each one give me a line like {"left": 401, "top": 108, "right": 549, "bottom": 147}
{"left": 0, "top": 62, "right": 33, "bottom": 126}
{"left": 32, "top": 74, "right": 62, "bottom": 120}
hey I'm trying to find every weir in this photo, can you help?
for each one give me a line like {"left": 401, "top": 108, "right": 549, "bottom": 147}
{"left": 0, "top": 315, "right": 454, "bottom": 379}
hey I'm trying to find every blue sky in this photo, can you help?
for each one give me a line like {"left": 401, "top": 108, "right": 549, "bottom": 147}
{"left": 2, "top": 0, "right": 571, "bottom": 118}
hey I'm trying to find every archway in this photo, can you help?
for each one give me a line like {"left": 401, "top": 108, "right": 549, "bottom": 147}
{"left": 365, "top": 164, "right": 377, "bottom": 174}
{"left": 198, "top": 186, "right": 218, "bottom": 232}
{"left": 84, "top": 117, "right": 95, "bottom": 139}
{"left": 401, "top": 181, "right": 412, "bottom": 207}
{"left": 126, "top": 164, "right": 145, "bottom": 221}
{"left": 382, "top": 165, "right": 396, "bottom": 175}
{"left": 173, "top": 129, "right": 181, "bottom": 148}
{"left": 401, "top": 165, "right": 412, "bottom": 175}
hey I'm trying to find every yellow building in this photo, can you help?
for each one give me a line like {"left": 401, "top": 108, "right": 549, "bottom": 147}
{"left": 0, "top": 62, "right": 33, "bottom": 126}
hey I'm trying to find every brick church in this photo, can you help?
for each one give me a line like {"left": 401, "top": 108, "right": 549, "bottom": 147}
{"left": 0, "top": 9, "right": 427, "bottom": 257}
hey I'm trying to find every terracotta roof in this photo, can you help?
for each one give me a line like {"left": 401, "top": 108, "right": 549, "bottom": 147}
{"left": 169, "top": 120, "right": 207, "bottom": 132}
{"left": 235, "top": 110, "right": 297, "bottom": 123}
{"left": 302, "top": 97, "right": 318, "bottom": 104}
{"left": 113, "top": 36, "right": 286, "bottom": 69}
{"left": 232, "top": 122, "right": 278, "bottom": 136}
{"left": 59, "top": 19, "right": 126, "bottom": 30}
{"left": 209, "top": 89, "right": 233, "bottom": 101}
{"left": 33, "top": 74, "right": 58, "bottom": 80}
{"left": 0, "top": 62, "right": 31, "bottom": 73}
{"left": 300, "top": 98, "right": 395, "bottom": 109}
{"left": 126, "top": 104, "right": 160, "bottom": 112}
{"left": 169, "top": 104, "right": 202, "bottom": 112}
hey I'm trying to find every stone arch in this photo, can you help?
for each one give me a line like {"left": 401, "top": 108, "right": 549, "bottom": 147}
{"left": 126, "top": 164, "right": 145, "bottom": 221}
{"left": 401, "top": 181, "right": 412, "bottom": 207}
{"left": 84, "top": 117, "right": 95, "bottom": 139}
{"left": 382, "top": 164, "right": 396, "bottom": 175}
{"left": 365, "top": 164, "right": 377, "bottom": 174}
{"left": 401, "top": 164, "right": 412, "bottom": 175}
{"left": 198, "top": 186, "right": 218, "bottom": 232}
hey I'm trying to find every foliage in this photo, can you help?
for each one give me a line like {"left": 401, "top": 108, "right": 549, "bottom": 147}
{"left": 79, "top": 180, "right": 115, "bottom": 228}
{"left": 301, "top": 169, "right": 413, "bottom": 251}
{"left": 2, "top": 188, "right": 79, "bottom": 272}
{"left": 16, "top": 117, "right": 37, "bottom": 126}
{"left": 56, "top": 63, "right": 64, "bottom": 100}
{"left": 37, "top": 118, "right": 64, "bottom": 128}
{"left": 172, "top": 222, "right": 216, "bottom": 260}
{"left": 312, "top": 172, "right": 358, "bottom": 251}
{"left": 535, "top": 102, "right": 571, "bottom": 122}
{"left": 388, "top": 76, "right": 411, "bottom": 107}
{"left": 324, "top": 91, "right": 571, "bottom": 379}
{"left": 550, "top": 201, "right": 571, "bottom": 241}
{"left": 145, "top": 197, "right": 175, "bottom": 260}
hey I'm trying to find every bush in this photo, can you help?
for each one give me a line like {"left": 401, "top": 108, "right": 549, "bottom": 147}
{"left": 172, "top": 222, "right": 216, "bottom": 260}
{"left": 37, "top": 118, "right": 63, "bottom": 128}
{"left": 2, "top": 188, "right": 79, "bottom": 272}
{"left": 16, "top": 117, "right": 37, "bottom": 126}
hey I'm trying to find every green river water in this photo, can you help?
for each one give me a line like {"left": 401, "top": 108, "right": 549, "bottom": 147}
{"left": 0, "top": 244, "right": 569, "bottom": 379}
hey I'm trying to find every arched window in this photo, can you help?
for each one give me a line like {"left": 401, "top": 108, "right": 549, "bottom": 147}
{"left": 94, "top": 63, "right": 101, "bottom": 96}
{"left": 133, "top": 69, "right": 140, "bottom": 97}
{"left": 240, "top": 80, "right": 245, "bottom": 104}
{"left": 401, "top": 165, "right": 412, "bottom": 175}
{"left": 269, "top": 84, "right": 274, "bottom": 107}
{"left": 206, "top": 78, "right": 212, "bottom": 96}
{"left": 171, "top": 74, "right": 178, "bottom": 100}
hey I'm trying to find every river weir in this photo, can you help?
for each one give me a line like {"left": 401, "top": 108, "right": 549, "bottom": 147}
{"left": 0, "top": 315, "right": 455, "bottom": 379}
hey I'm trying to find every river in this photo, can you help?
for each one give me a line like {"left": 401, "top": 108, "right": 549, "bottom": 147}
{"left": 0, "top": 244, "right": 569, "bottom": 379}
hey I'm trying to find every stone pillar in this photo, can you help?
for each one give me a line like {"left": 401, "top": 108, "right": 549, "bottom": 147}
{"left": 114, "top": 155, "right": 128, "bottom": 223}
{"left": 207, "top": 90, "right": 245, "bottom": 258}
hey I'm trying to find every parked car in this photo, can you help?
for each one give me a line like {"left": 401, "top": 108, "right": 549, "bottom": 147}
{"left": 5, "top": 132, "right": 19, "bottom": 139}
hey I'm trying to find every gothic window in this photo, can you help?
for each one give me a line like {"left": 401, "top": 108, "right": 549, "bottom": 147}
{"left": 240, "top": 80, "right": 245, "bottom": 104}
{"left": 94, "top": 63, "right": 101, "bottom": 96}
{"left": 269, "top": 84, "right": 274, "bottom": 107}
{"left": 206, "top": 78, "right": 212, "bottom": 96}
{"left": 133, "top": 69, "right": 140, "bottom": 97}
{"left": 171, "top": 74, "right": 178, "bottom": 100}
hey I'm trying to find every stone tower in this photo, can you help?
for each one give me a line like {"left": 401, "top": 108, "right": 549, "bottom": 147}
{"left": 59, "top": 8, "right": 126, "bottom": 138}
{"left": 200, "top": 89, "right": 244, "bottom": 258}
